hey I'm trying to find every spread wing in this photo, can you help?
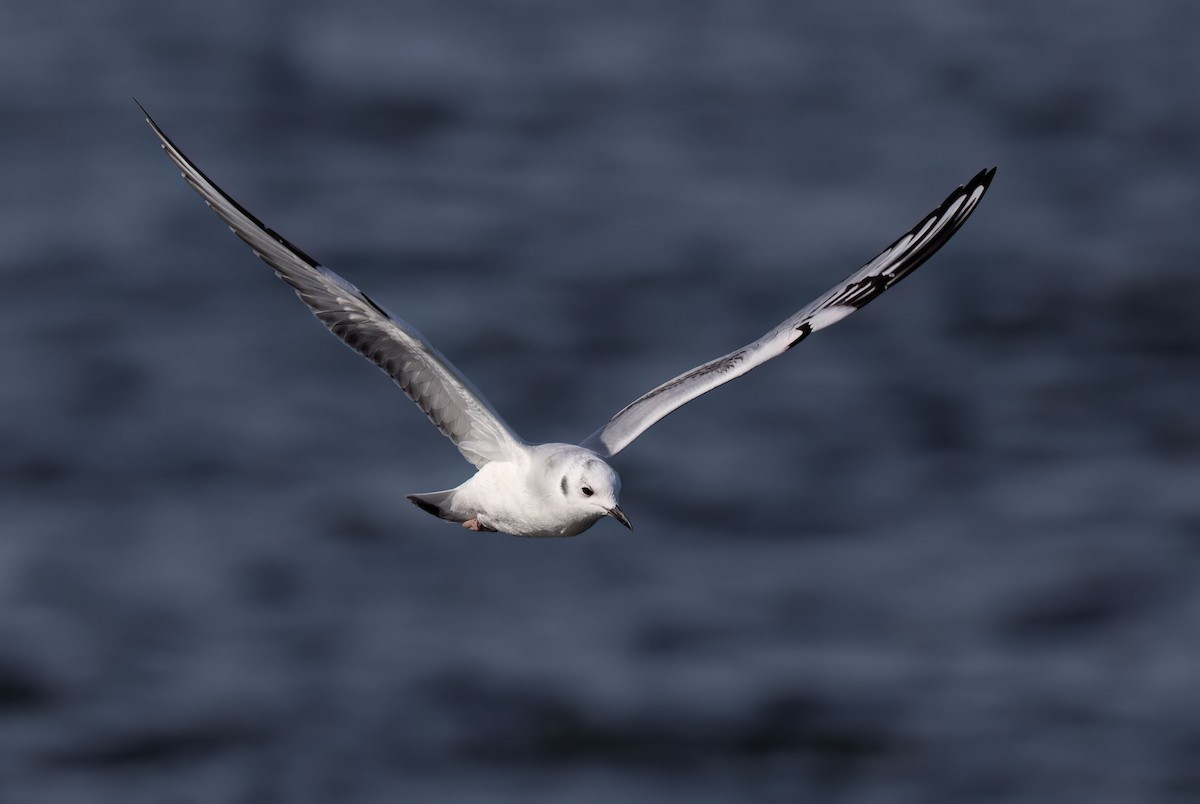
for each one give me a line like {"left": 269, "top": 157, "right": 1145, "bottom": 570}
{"left": 139, "top": 102, "right": 526, "bottom": 468}
{"left": 581, "top": 167, "right": 995, "bottom": 459}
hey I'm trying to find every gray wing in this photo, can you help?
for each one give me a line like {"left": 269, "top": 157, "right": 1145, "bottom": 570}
{"left": 581, "top": 167, "right": 995, "bottom": 459}
{"left": 139, "top": 103, "right": 526, "bottom": 469}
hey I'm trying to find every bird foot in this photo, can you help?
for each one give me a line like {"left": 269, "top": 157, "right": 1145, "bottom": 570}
{"left": 462, "top": 518, "right": 496, "bottom": 532}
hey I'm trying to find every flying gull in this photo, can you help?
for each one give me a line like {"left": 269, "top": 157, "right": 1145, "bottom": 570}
{"left": 139, "top": 102, "right": 994, "bottom": 537}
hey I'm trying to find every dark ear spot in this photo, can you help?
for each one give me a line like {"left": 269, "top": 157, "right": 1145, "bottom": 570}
{"left": 560, "top": 475, "right": 568, "bottom": 496}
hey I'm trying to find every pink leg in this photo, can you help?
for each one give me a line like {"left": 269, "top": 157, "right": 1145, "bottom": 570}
{"left": 462, "top": 518, "right": 496, "bottom": 532}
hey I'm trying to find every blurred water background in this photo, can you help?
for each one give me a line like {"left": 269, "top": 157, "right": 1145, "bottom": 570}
{"left": 2, "top": 1, "right": 1200, "bottom": 801}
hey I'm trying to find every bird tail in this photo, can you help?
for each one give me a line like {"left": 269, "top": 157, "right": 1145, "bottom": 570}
{"left": 406, "top": 489, "right": 463, "bottom": 522}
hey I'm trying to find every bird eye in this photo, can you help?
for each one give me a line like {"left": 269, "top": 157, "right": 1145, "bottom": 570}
{"left": 581, "top": 486, "right": 594, "bottom": 497}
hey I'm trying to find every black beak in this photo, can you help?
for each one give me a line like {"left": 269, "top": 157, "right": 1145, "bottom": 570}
{"left": 607, "top": 505, "right": 633, "bottom": 530}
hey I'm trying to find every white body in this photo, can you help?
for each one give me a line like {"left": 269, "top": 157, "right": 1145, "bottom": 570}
{"left": 412, "top": 444, "right": 623, "bottom": 537}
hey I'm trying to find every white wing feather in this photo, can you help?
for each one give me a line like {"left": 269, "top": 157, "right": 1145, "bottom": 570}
{"left": 140, "top": 103, "right": 526, "bottom": 469}
{"left": 581, "top": 167, "right": 995, "bottom": 459}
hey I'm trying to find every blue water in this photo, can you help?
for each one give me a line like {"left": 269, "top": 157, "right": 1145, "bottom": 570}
{"left": 3, "top": 2, "right": 1200, "bottom": 801}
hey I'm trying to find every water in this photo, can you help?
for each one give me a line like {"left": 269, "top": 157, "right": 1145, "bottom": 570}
{"left": 3, "top": 1, "right": 1200, "bottom": 801}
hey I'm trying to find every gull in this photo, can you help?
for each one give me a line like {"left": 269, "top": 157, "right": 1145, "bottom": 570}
{"left": 139, "top": 102, "right": 994, "bottom": 537}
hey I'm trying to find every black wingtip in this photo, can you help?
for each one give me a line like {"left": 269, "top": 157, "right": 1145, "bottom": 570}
{"left": 973, "top": 166, "right": 997, "bottom": 189}
{"left": 133, "top": 97, "right": 163, "bottom": 137}
{"left": 938, "top": 167, "right": 995, "bottom": 214}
